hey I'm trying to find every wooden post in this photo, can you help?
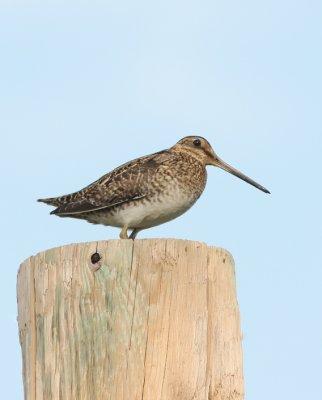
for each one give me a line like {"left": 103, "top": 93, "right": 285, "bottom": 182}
{"left": 17, "top": 239, "right": 244, "bottom": 400}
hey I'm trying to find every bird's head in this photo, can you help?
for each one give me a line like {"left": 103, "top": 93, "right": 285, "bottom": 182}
{"left": 172, "top": 136, "right": 270, "bottom": 194}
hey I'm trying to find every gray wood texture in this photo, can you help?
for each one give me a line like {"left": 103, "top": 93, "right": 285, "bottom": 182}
{"left": 17, "top": 239, "right": 244, "bottom": 400}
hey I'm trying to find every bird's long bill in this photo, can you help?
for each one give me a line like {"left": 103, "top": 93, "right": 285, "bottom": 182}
{"left": 213, "top": 157, "right": 270, "bottom": 194}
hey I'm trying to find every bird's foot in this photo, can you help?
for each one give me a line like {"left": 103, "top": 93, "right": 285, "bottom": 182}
{"left": 119, "top": 226, "right": 129, "bottom": 239}
{"left": 129, "top": 229, "right": 141, "bottom": 240}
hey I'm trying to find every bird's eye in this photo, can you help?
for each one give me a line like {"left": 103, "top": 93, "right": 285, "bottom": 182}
{"left": 193, "top": 138, "right": 201, "bottom": 147}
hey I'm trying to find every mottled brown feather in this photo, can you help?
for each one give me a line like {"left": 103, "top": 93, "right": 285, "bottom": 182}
{"left": 39, "top": 150, "right": 174, "bottom": 215}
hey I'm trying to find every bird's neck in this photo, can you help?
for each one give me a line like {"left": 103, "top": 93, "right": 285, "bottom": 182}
{"left": 170, "top": 146, "right": 206, "bottom": 166}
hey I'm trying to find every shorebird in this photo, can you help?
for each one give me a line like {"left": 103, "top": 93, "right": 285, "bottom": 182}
{"left": 38, "top": 136, "right": 269, "bottom": 239}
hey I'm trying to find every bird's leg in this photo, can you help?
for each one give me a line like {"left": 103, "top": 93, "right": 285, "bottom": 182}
{"left": 119, "top": 225, "right": 129, "bottom": 239}
{"left": 129, "top": 228, "right": 141, "bottom": 240}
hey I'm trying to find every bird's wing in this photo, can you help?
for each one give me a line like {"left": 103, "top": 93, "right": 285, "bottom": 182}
{"left": 44, "top": 150, "right": 174, "bottom": 215}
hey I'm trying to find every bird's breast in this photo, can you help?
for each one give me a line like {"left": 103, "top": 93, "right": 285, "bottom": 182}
{"left": 90, "top": 181, "right": 204, "bottom": 229}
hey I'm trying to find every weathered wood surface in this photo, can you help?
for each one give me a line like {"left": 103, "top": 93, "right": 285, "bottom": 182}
{"left": 17, "top": 239, "right": 244, "bottom": 400}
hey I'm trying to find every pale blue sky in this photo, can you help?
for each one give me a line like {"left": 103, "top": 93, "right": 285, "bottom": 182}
{"left": 1, "top": 1, "right": 321, "bottom": 398}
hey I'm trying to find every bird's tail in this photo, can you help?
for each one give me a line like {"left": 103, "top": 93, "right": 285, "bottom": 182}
{"left": 37, "top": 197, "right": 61, "bottom": 207}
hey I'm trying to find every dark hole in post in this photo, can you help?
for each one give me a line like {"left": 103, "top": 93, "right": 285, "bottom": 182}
{"left": 91, "top": 252, "right": 101, "bottom": 264}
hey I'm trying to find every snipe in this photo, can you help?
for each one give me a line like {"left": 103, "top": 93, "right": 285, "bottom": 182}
{"left": 38, "top": 136, "right": 270, "bottom": 239}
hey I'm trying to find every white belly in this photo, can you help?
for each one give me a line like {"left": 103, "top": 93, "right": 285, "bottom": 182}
{"left": 88, "top": 191, "right": 197, "bottom": 229}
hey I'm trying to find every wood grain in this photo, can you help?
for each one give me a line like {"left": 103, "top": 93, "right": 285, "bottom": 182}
{"left": 17, "top": 239, "right": 244, "bottom": 400}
